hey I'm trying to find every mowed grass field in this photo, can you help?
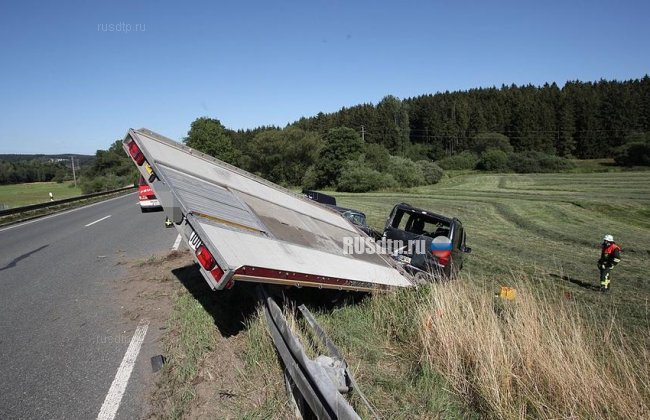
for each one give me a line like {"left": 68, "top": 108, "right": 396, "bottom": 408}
{"left": 0, "top": 182, "right": 82, "bottom": 208}
{"left": 318, "top": 171, "right": 650, "bottom": 417}
{"left": 336, "top": 171, "right": 650, "bottom": 331}
{"left": 154, "top": 170, "right": 650, "bottom": 419}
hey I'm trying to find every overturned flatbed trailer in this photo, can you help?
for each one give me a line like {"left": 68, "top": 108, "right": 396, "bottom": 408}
{"left": 122, "top": 128, "right": 414, "bottom": 292}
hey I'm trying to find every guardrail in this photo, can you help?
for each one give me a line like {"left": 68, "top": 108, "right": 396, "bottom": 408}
{"left": 257, "top": 286, "right": 378, "bottom": 419}
{"left": 0, "top": 185, "right": 136, "bottom": 217}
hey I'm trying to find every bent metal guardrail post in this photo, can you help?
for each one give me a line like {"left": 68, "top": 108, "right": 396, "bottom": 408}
{"left": 258, "top": 286, "right": 361, "bottom": 420}
{"left": 122, "top": 128, "right": 414, "bottom": 292}
{"left": 298, "top": 305, "right": 381, "bottom": 419}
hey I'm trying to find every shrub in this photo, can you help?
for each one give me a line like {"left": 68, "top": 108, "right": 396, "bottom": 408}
{"left": 477, "top": 148, "right": 509, "bottom": 171}
{"left": 386, "top": 156, "right": 426, "bottom": 187}
{"left": 313, "top": 127, "right": 364, "bottom": 187}
{"left": 80, "top": 174, "right": 130, "bottom": 194}
{"left": 416, "top": 160, "right": 445, "bottom": 184}
{"left": 401, "top": 141, "right": 444, "bottom": 162}
{"left": 508, "top": 152, "right": 541, "bottom": 173}
{"left": 336, "top": 161, "right": 398, "bottom": 192}
{"left": 436, "top": 151, "right": 479, "bottom": 170}
{"left": 301, "top": 165, "right": 318, "bottom": 189}
{"left": 507, "top": 151, "right": 575, "bottom": 173}
{"left": 363, "top": 143, "right": 391, "bottom": 172}
{"left": 614, "top": 133, "right": 650, "bottom": 166}
{"left": 470, "top": 132, "right": 513, "bottom": 154}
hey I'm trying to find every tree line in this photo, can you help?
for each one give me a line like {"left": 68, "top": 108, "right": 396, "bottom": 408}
{"left": 291, "top": 76, "right": 650, "bottom": 159}
{"left": 78, "top": 76, "right": 650, "bottom": 193}
{"left": 0, "top": 159, "right": 70, "bottom": 185}
{"left": 180, "top": 76, "right": 649, "bottom": 191}
{"left": 77, "top": 141, "right": 139, "bottom": 193}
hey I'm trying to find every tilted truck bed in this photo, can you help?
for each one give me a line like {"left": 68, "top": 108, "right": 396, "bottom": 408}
{"left": 123, "top": 128, "right": 414, "bottom": 292}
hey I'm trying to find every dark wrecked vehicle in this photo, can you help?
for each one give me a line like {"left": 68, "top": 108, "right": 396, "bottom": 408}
{"left": 328, "top": 205, "right": 382, "bottom": 240}
{"left": 383, "top": 203, "right": 471, "bottom": 280}
{"left": 303, "top": 190, "right": 381, "bottom": 239}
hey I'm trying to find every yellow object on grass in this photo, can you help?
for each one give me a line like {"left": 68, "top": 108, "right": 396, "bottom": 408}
{"left": 499, "top": 286, "right": 517, "bottom": 300}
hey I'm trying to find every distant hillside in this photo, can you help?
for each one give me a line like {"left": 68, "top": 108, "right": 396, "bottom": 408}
{"left": 0, "top": 154, "right": 94, "bottom": 165}
{"left": 0, "top": 154, "right": 95, "bottom": 185}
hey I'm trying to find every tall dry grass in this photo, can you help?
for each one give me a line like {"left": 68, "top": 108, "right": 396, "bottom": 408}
{"left": 418, "top": 278, "right": 650, "bottom": 419}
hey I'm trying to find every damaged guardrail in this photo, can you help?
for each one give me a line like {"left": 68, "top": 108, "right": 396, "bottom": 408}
{"left": 258, "top": 286, "right": 378, "bottom": 419}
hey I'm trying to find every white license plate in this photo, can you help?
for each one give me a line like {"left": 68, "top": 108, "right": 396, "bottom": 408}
{"left": 188, "top": 231, "right": 202, "bottom": 251}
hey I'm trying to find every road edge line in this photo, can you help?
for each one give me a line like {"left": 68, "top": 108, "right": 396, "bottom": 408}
{"left": 97, "top": 320, "right": 149, "bottom": 420}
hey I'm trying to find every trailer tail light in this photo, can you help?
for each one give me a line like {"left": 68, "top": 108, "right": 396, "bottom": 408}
{"left": 195, "top": 245, "right": 216, "bottom": 270}
{"left": 128, "top": 141, "right": 146, "bottom": 166}
{"left": 431, "top": 249, "right": 451, "bottom": 266}
{"left": 210, "top": 266, "right": 224, "bottom": 282}
{"left": 195, "top": 241, "right": 229, "bottom": 288}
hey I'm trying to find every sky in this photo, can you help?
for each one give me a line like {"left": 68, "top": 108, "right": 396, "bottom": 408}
{"left": 0, "top": 0, "right": 648, "bottom": 154}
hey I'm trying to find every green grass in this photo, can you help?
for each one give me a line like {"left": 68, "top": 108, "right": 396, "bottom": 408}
{"left": 311, "top": 170, "right": 650, "bottom": 417}
{"left": 334, "top": 172, "right": 650, "bottom": 335}
{"left": 158, "top": 170, "right": 650, "bottom": 418}
{"left": 309, "top": 290, "right": 479, "bottom": 419}
{"left": 154, "top": 288, "right": 219, "bottom": 419}
{"left": 0, "top": 181, "right": 82, "bottom": 208}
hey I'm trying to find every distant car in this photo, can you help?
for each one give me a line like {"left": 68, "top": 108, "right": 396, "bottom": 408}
{"left": 302, "top": 189, "right": 337, "bottom": 206}
{"left": 138, "top": 175, "right": 161, "bottom": 212}
{"left": 383, "top": 203, "right": 471, "bottom": 279}
{"left": 302, "top": 190, "right": 381, "bottom": 239}
{"left": 329, "top": 205, "right": 382, "bottom": 240}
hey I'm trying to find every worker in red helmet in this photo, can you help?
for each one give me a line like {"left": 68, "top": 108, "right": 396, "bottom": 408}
{"left": 598, "top": 234, "right": 621, "bottom": 292}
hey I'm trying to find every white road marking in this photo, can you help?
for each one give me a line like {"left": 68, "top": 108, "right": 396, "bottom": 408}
{"left": 85, "top": 215, "right": 112, "bottom": 227}
{"left": 0, "top": 192, "right": 136, "bottom": 233}
{"left": 171, "top": 233, "right": 182, "bottom": 251}
{"left": 97, "top": 321, "right": 149, "bottom": 420}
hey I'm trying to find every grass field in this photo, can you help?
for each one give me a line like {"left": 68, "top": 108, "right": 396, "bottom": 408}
{"left": 321, "top": 171, "right": 650, "bottom": 417}
{"left": 0, "top": 182, "right": 82, "bottom": 208}
{"left": 154, "top": 170, "right": 650, "bottom": 418}
{"left": 335, "top": 171, "right": 650, "bottom": 332}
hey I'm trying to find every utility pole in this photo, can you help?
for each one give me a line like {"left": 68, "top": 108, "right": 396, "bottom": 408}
{"left": 361, "top": 125, "right": 365, "bottom": 142}
{"left": 71, "top": 156, "right": 77, "bottom": 187}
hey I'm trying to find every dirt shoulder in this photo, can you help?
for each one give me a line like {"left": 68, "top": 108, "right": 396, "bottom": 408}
{"left": 115, "top": 249, "right": 290, "bottom": 419}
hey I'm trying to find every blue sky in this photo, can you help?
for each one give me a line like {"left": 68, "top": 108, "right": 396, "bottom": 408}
{"left": 0, "top": 0, "right": 648, "bottom": 154}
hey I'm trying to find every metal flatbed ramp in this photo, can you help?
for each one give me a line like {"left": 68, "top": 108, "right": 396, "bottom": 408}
{"left": 123, "top": 128, "right": 413, "bottom": 292}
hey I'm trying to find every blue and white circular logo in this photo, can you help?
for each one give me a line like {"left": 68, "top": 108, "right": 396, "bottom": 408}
{"left": 431, "top": 236, "right": 452, "bottom": 251}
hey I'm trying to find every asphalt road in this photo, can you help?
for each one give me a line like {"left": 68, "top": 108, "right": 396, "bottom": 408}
{"left": 0, "top": 193, "right": 178, "bottom": 419}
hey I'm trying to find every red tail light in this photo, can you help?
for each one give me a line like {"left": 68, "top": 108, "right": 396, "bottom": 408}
{"left": 195, "top": 245, "right": 216, "bottom": 270}
{"left": 128, "top": 141, "right": 145, "bottom": 166}
{"left": 431, "top": 249, "right": 451, "bottom": 266}
{"left": 210, "top": 266, "right": 224, "bottom": 282}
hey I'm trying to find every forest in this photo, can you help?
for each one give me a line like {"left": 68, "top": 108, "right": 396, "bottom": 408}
{"left": 186, "top": 76, "right": 650, "bottom": 191}
{"left": 290, "top": 76, "right": 650, "bottom": 159}
{"left": 0, "top": 154, "right": 92, "bottom": 185}
{"left": 49, "top": 76, "right": 650, "bottom": 193}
